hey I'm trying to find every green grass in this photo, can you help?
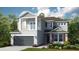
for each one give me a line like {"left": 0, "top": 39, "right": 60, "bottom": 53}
{"left": 22, "top": 48, "right": 79, "bottom": 51}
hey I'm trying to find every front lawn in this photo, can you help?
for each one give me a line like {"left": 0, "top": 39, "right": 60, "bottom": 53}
{"left": 22, "top": 48, "right": 79, "bottom": 51}
{"left": 22, "top": 43, "right": 79, "bottom": 51}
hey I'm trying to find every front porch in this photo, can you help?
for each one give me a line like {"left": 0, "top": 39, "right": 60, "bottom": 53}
{"left": 45, "top": 32, "right": 68, "bottom": 44}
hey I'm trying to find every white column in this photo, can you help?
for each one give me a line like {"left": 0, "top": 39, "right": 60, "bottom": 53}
{"left": 18, "top": 18, "right": 21, "bottom": 31}
{"left": 57, "top": 33, "right": 59, "bottom": 43}
{"left": 50, "top": 33, "right": 52, "bottom": 43}
{"left": 11, "top": 36, "right": 14, "bottom": 46}
{"left": 52, "top": 22, "right": 53, "bottom": 29}
{"left": 34, "top": 36, "right": 38, "bottom": 45}
{"left": 35, "top": 17, "right": 37, "bottom": 30}
{"left": 65, "top": 34, "right": 68, "bottom": 41}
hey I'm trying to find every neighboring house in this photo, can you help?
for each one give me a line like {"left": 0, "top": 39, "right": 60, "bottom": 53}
{"left": 11, "top": 11, "right": 68, "bottom": 46}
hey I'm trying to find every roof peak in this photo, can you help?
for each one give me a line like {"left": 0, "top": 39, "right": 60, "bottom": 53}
{"left": 19, "top": 11, "right": 36, "bottom": 17}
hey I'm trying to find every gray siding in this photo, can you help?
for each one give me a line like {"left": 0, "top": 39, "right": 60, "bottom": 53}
{"left": 37, "top": 18, "right": 46, "bottom": 45}
{"left": 37, "top": 31, "right": 44, "bottom": 45}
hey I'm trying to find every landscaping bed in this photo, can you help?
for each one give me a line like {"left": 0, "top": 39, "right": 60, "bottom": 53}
{"left": 22, "top": 43, "right": 79, "bottom": 51}
{"left": 22, "top": 48, "right": 79, "bottom": 51}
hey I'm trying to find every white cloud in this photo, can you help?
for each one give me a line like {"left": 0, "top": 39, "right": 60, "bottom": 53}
{"left": 50, "top": 7, "right": 77, "bottom": 18}
{"left": 37, "top": 7, "right": 50, "bottom": 17}
{"left": 61, "top": 7, "right": 75, "bottom": 13}
{"left": 70, "top": 13, "right": 78, "bottom": 19}
{"left": 50, "top": 7, "right": 63, "bottom": 18}
{"left": 37, "top": 7, "right": 77, "bottom": 18}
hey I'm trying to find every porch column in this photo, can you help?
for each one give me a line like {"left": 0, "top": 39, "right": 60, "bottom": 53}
{"left": 11, "top": 36, "right": 14, "bottom": 46}
{"left": 65, "top": 34, "right": 68, "bottom": 41}
{"left": 57, "top": 33, "right": 59, "bottom": 42}
{"left": 34, "top": 36, "right": 38, "bottom": 45}
{"left": 35, "top": 17, "right": 37, "bottom": 30}
{"left": 50, "top": 33, "right": 52, "bottom": 43}
{"left": 18, "top": 18, "right": 21, "bottom": 31}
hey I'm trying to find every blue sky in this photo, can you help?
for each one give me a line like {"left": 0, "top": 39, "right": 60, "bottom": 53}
{"left": 0, "top": 7, "right": 79, "bottom": 19}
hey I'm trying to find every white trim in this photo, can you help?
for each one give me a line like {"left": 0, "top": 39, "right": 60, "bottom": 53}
{"left": 34, "top": 36, "right": 37, "bottom": 45}
{"left": 18, "top": 18, "right": 21, "bottom": 31}
{"left": 49, "top": 33, "right": 52, "bottom": 43}
{"left": 57, "top": 33, "right": 59, "bottom": 42}
{"left": 20, "top": 17, "right": 36, "bottom": 19}
{"left": 19, "top": 11, "right": 36, "bottom": 18}
{"left": 35, "top": 16, "right": 37, "bottom": 30}
{"left": 11, "top": 36, "right": 14, "bottom": 45}
{"left": 65, "top": 34, "right": 68, "bottom": 41}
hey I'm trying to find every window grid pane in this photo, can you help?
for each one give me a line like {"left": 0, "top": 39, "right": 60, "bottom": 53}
{"left": 59, "top": 34, "right": 63, "bottom": 41}
{"left": 54, "top": 34, "right": 57, "bottom": 41}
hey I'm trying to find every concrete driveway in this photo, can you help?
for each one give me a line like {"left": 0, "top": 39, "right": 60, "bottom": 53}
{"left": 0, "top": 46, "right": 32, "bottom": 51}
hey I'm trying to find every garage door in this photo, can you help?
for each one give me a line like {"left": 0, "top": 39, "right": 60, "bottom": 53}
{"left": 14, "top": 36, "right": 34, "bottom": 46}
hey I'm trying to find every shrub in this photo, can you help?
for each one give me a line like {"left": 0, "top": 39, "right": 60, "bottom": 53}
{"left": 48, "top": 44, "right": 53, "bottom": 49}
{"left": 59, "top": 46, "right": 62, "bottom": 49}
{"left": 48, "top": 43, "right": 63, "bottom": 49}
{"left": 64, "top": 41, "right": 70, "bottom": 45}
{"left": 53, "top": 43, "right": 64, "bottom": 47}
{"left": 54, "top": 46, "right": 59, "bottom": 49}
{"left": 69, "top": 45, "right": 76, "bottom": 49}
{"left": 63, "top": 45, "right": 76, "bottom": 49}
{"left": 75, "top": 44, "right": 79, "bottom": 50}
{"left": 63, "top": 45, "right": 68, "bottom": 49}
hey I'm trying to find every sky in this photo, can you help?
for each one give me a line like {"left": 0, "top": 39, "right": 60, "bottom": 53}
{"left": 0, "top": 7, "right": 79, "bottom": 19}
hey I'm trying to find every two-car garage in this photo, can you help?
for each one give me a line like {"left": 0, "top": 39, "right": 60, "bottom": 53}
{"left": 14, "top": 36, "right": 34, "bottom": 46}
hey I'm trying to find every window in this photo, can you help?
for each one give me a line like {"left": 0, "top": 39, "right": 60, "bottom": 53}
{"left": 58, "top": 23, "right": 60, "bottom": 25}
{"left": 54, "top": 34, "right": 58, "bottom": 41}
{"left": 29, "top": 21, "right": 35, "bottom": 30}
{"left": 59, "top": 34, "right": 63, "bottom": 41}
{"left": 47, "top": 22, "right": 52, "bottom": 28}
{"left": 61, "top": 23, "right": 63, "bottom": 25}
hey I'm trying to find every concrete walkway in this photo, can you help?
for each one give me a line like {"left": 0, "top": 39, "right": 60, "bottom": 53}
{"left": 0, "top": 45, "right": 47, "bottom": 51}
{"left": 0, "top": 46, "right": 32, "bottom": 51}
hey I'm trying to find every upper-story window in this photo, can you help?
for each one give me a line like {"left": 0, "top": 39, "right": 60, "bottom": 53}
{"left": 29, "top": 21, "right": 35, "bottom": 30}
{"left": 47, "top": 22, "right": 52, "bottom": 29}
{"left": 58, "top": 22, "right": 66, "bottom": 25}
{"left": 61, "top": 23, "right": 63, "bottom": 25}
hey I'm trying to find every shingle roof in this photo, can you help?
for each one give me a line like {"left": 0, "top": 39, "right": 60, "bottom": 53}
{"left": 43, "top": 17, "right": 64, "bottom": 21}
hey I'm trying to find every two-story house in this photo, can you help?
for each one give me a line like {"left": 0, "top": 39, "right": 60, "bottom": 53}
{"left": 11, "top": 11, "right": 68, "bottom": 46}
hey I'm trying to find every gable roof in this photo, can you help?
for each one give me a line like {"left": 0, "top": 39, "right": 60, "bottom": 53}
{"left": 51, "top": 27, "right": 65, "bottom": 32}
{"left": 19, "top": 11, "right": 36, "bottom": 18}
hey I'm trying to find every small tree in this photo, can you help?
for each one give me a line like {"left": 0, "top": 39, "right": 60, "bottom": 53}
{"left": 8, "top": 14, "right": 18, "bottom": 31}
{"left": 0, "top": 14, "right": 11, "bottom": 47}
{"left": 68, "top": 16, "right": 79, "bottom": 44}
{"left": 10, "top": 20, "right": 18, "bottom": 31}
